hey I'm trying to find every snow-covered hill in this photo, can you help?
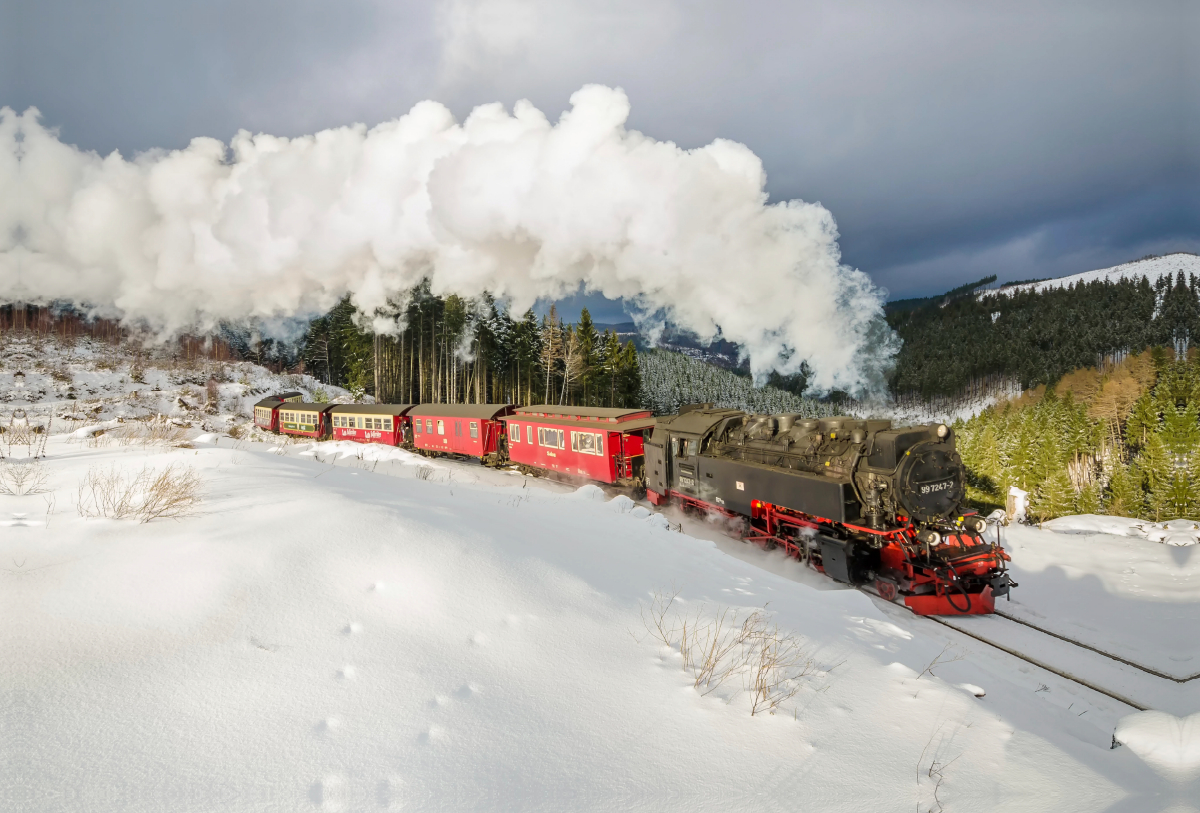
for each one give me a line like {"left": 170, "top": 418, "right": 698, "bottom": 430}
{"left": 986, "top": 252, "right": 1200, "bottom": 298}
{"left": 0, "top": 334, "right": 351, "bottom": 431}
{"left": 2, "top": 430, "right": 1194, "bottom": 810}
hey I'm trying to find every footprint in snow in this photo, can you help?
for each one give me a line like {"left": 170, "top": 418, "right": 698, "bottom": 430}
{"left": 375, "top": 777, "right": 404, "bottom": 810}
{"left": 454, "top": 683, "right": 479, "bottom": 700}
{"left": 469, "top": 632, "right": 487, "bottom": 647}
{"left": 370, "top": 582, "right": 386, "bottom": 593}
{"left": 429, "top": 694, "right": 450, "bottom": 708}
{"left": 308, "top": 775, "right": 344, "bottom": 809}
{"left": 343, "top": 622, "right": 363, "bottom": 635}
{"left": 313, "top": 717, "right": 341, "bottom": 736}
{"left": 336, "top": 665, "right": 357, "bottom": 681}
{"left": 417, "top": 725, "right": 445, "bottom": 744}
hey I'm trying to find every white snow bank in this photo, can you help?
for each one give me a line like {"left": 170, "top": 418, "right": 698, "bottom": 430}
{"left": 193, "top": 433, "right": 220, "bottom": 444}
{"left": 298, "top": 440, "right": 443, "bottom": 467}
{"left": 999, "top": 522, "right": 1200, "bottom": 674}
{"left": 1114, "top": 711, "right": 1200, "bottom": 780}
{"left": 1041, "top": 515, "right": 1200, "bottom": 547}
{"left": 68, "top": 419, "right": 122, "bottom": 438}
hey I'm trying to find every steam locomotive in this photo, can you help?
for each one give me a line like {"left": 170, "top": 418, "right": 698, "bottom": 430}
{"left": 253, "top": 396, "right": 1014, "bottom": 615}
{"left": 644, "top": 405, "right": 1015, "bottom": 615}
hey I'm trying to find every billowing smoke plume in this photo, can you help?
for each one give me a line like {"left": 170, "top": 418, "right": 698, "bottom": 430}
{"left": 0, "top": 86, "right": 895, "bottom": 391}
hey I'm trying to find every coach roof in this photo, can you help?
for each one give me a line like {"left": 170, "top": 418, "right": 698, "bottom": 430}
{"left": 511, "top": 405, "right": 652, "bottom": 422}
{"left": 328, "top": 403, "right": 416, "bottom": 416}
{"left": 408, "top": 403, "right": 515, "bottom": 420}
{"left": 279, "top": 403, "right": 338, "bottom": 413}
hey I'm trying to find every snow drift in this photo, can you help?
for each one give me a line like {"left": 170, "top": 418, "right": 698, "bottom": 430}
{"left": 0, "top": 87, "right": 894, "bottom": 390}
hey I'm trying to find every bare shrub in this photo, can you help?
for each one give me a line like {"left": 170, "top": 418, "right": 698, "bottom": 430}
{"left": 227, "top": 422, "right": 244, "bottom": 440}
{"left": 77, "top": 463, "right": 202, "bottom": 523}
{"left": 641, "top": 589, "right": 816, "bottom": 715}
{"left": 415, "top": 466, "right": 435, "bottom": 481}
{"left": 0, "top": 460, "right": 50, "bottom": 495}
{"left": 742, "top": 611, "right": 813, "bottom": 715}
{"left": 205, "top": 378, "right": 220, "bottom": 414}
{"left": 116, "top": 416, "right": 187, "bottom": 447}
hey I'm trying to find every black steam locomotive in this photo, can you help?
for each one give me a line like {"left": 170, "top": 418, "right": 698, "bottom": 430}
{"left": 644, "top": 405, "right": 1014, "bottom": 615}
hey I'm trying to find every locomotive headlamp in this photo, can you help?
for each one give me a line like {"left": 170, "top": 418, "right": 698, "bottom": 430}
{"left": 936, "top": 424, "right": 948, "bottom": 438}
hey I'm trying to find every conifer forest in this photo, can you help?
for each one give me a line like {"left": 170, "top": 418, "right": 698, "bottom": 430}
{"left": 955, "top": 349, "right": 1200, "bottom": 522}
{"left": 299, "top": 285, "right": 642, "bottom": 408}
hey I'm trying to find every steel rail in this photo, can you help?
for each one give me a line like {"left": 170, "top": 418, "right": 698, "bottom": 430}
{"left": 993, "top": 610, "right": 1200, "bottom": 683}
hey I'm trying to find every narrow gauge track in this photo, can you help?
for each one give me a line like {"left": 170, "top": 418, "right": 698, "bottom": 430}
{"left": 846, "top": 584, "right": 1152, "bottom": 710}
{"left": 992, "top": 610, "right": 1200, "bottom": 683}
{"left": 922, "top": 612, "right": 1149, "bottom": 712}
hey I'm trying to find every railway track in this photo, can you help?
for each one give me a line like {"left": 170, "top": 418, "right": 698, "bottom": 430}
{"left": 861, "top": 586, "right": 1196, "bottom": 712}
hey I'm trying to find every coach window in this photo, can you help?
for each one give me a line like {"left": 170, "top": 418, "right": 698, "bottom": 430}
{"left": 437, "top": 420, "right": 445, "bottom": 435}
{"left": 572, "top": 431, "right": 603, "bottom": 455}
{"left": 384, "top": 418, "right": 392, "bottom": 430}
{"left": 509, "top": 423, "right": 520, "bottom": 442}
{"left": 469, "top": 421, "right": 478, "bottom": 439}
{"left": 415, "top": 420, "right": 422, "bottom": 434}
{"left": 687, "top": 439, "right": 699, "bottom": 457}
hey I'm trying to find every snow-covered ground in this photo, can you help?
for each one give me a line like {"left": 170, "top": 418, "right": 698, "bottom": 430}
{"left": 3, "top": 424, "right": 1196, "bottom": 812}
{"left": 983, "top": 252, "right": 1200, "bottom": 298}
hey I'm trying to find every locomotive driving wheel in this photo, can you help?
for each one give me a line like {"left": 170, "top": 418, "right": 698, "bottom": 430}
{"left": 875, "top": 578, "right": 898, "bottom": 602}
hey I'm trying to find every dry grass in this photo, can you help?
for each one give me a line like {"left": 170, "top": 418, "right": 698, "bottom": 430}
{"left": 115, "top": 416, "right": 188, "bottom": 447}
{"left": 77, "top": 463, "right": 202, "bottom": 523}
{"left": 642, "top": 589, "right": 816, "bottom": 715}
{"left": 0, "top": 460, "right": 50, "bottom": 495}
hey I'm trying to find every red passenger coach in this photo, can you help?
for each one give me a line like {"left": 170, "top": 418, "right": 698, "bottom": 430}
{"left": 328, "top": 404, "right": 415, "bottom": 446}
{"left": 501, "top": 405, "right": 656, "bottom": 486}
{"left": 253, "top": 392, "right": 303, "bottom": 432}
{"left": 410, "top": 404, "right": 515, "bottom": 462}
{"left": 278, "top": 403, "right": 336, "bottom": 439}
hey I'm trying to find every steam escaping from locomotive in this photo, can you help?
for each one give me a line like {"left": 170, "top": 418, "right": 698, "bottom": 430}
{"left": 0, "top": 86, "right": 895, "bottom": 391}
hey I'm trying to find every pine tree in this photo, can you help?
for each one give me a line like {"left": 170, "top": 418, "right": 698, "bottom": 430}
{"left": 1032, "top": 470, "right": 1074, "bottom": 522}
{"left": 576, "top": 308, "right": 599, "bottom": 405}
{"left": 539, "top": 306, "right": 562, "bottom": 404}
{"left": 1107, "top": 461, "right": 1145, "bottom": 519}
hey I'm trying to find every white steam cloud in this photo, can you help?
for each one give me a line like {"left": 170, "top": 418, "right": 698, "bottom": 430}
{"left": 0, "top": 85, "right": 895, "bottom": 391}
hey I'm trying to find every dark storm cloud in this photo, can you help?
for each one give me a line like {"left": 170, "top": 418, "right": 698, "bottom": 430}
{"left": 4, "top": 0, "right": 1195, "bottom": 303}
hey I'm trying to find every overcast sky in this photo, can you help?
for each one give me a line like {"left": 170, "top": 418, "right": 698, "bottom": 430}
{"left": 5, "top": 0, "right": 1197, "bottom": 321}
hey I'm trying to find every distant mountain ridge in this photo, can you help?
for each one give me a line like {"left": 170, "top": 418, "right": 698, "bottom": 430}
{"left": 984, "top": 252, "right": 1200, "bottom": 297}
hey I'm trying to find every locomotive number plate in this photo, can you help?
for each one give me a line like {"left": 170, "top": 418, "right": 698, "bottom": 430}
{"left": 920, "top": 479, "right": 955, "bottom": 495}
{"left": 679, "top": 476, "right": 695, "bottom": 487}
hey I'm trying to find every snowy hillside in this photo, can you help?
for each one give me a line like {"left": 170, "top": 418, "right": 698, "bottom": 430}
{"left": 2, "top": 426, "right": 1195, "bottom": 810}
{"left": 986, "top": 252, "right": 1200, "bottom": 297}
{"left": 0, "top": 334, "right": 352, "bottom": 430}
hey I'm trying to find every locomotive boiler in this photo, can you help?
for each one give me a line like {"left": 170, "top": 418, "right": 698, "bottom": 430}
{"left": 644, "top": 405, "right": 1015, "bottom": 615}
